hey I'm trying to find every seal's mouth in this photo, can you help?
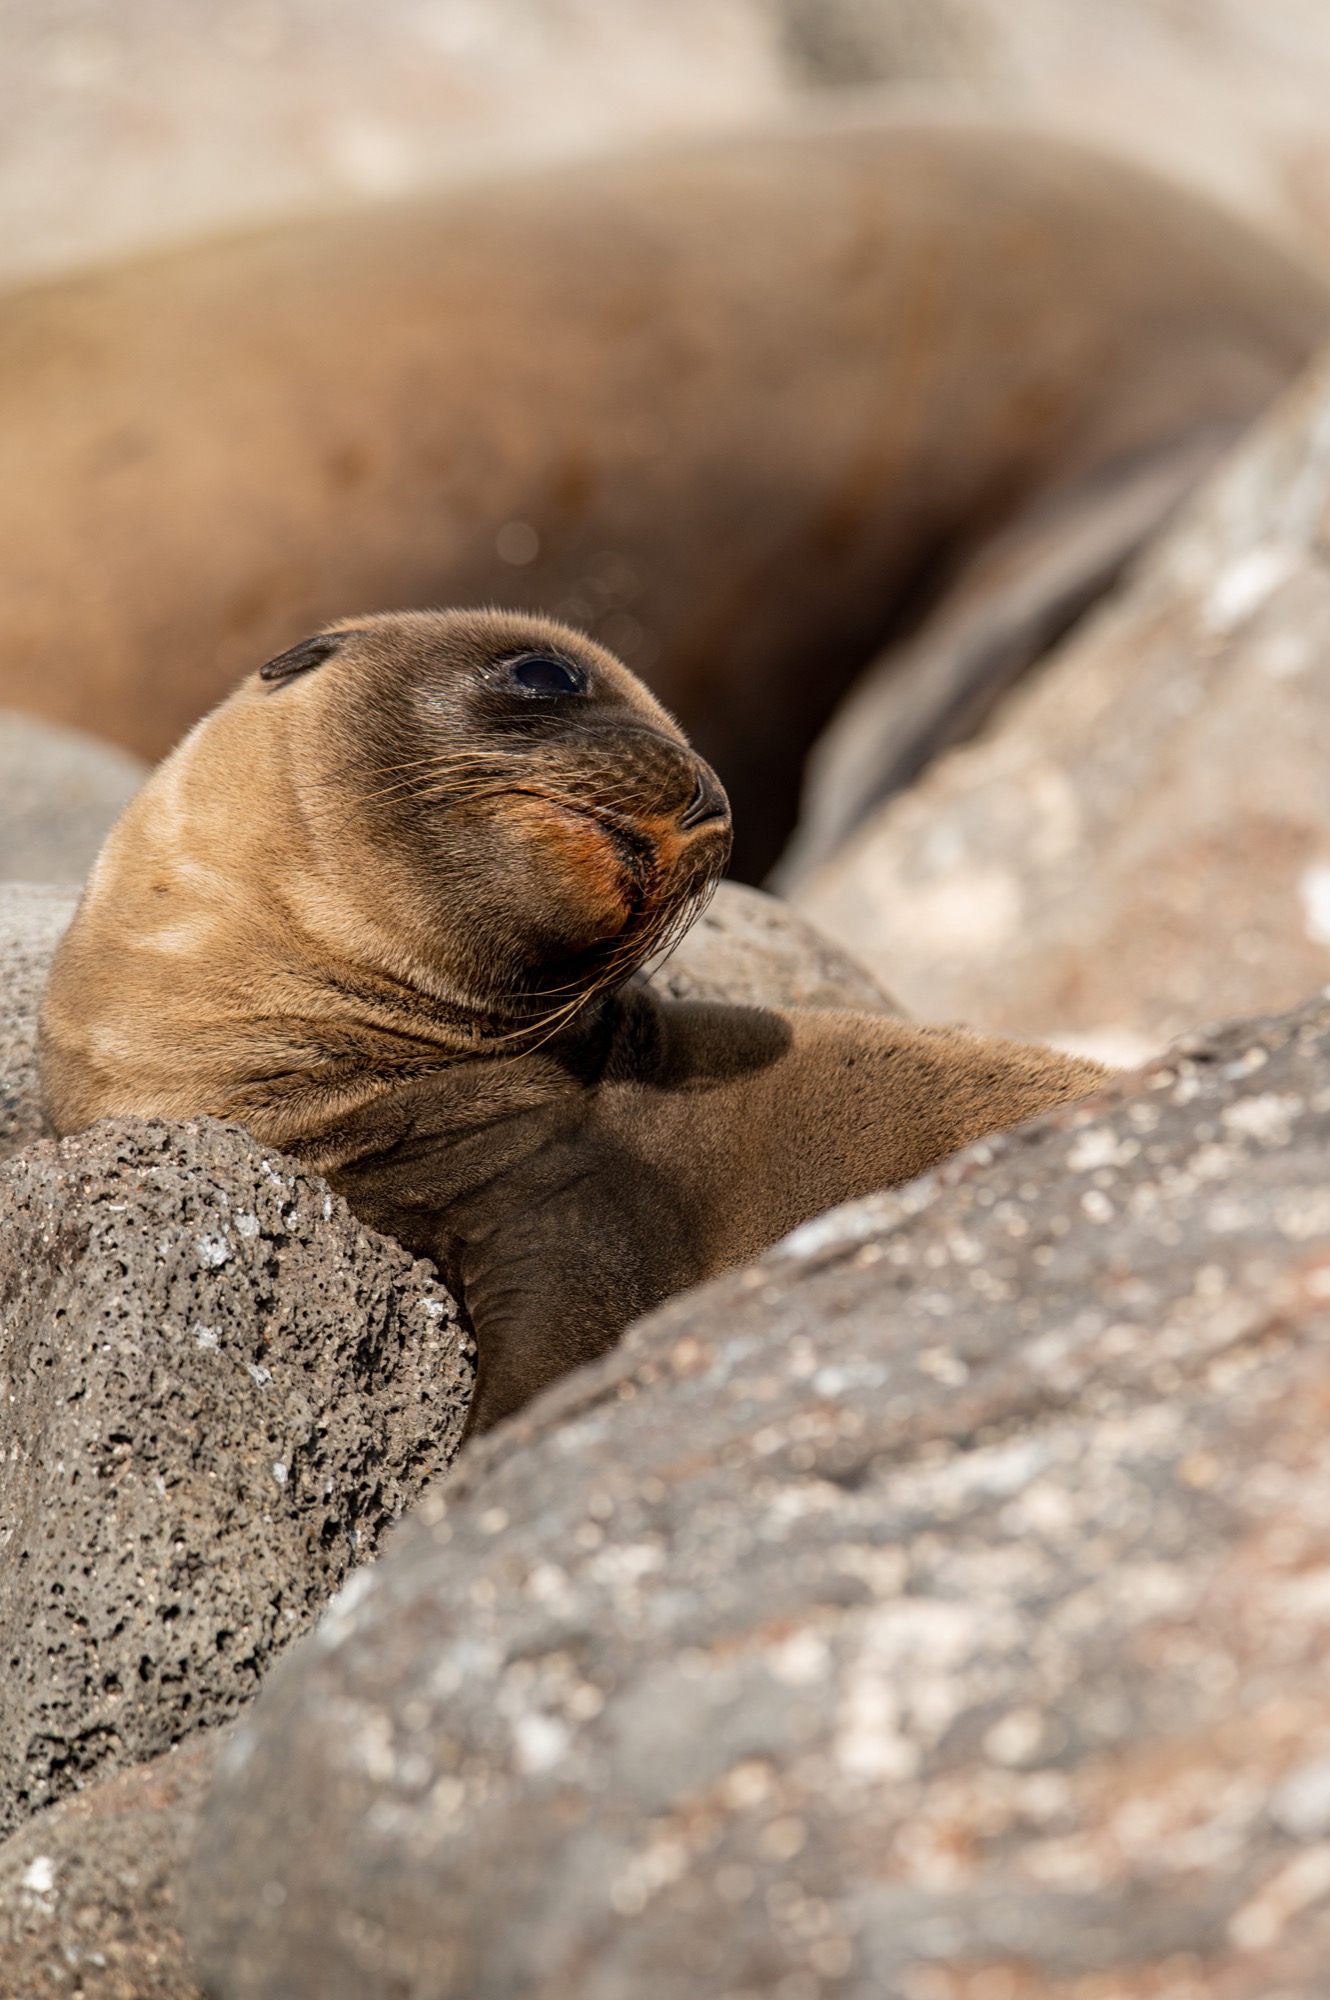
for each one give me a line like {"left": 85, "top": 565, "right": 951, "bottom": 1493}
{"left": 502, "top": 773, "right": 729, "bottom": 1011}
{"left": 511, "top": 765, "right": 731, "bottom": 905}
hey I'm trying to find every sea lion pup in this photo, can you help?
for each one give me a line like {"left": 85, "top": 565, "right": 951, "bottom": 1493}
{"left": 41, "top": 611, "right": 1106, "bottom": 1431}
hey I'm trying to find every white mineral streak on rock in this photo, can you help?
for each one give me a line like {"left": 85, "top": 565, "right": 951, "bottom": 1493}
{"left": 1271, "top": 1755, "right": 1330, "bottom": 1841}
{"left": 767, "top": 1630, "right": 831, "bottom": 1687}
{"left": 1300, "top": 862, "right": 1330, "bottom": 945}
{"left": 1201, "top": 544, "right": 1297, "bottom": 633}
{"left": 835, "top": 1598, "right": 984, "bottom": 1784}
{"left": 511, "top": 1713, "right": 570, "bottom": 1777}
{"left": 19, "top": 1854, "right": 54, "bottom": 1896}
{"left": 776, "top": 1201, "right": 890, "bottom": 1263}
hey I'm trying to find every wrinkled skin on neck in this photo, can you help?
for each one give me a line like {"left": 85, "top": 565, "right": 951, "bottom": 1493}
{"left": 41, "top": 607, "right": 1106, "bottom": 1435}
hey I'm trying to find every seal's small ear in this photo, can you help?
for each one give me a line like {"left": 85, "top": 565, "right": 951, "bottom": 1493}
{"left": 259, "top": 632, "right": 347, "bottom": 683}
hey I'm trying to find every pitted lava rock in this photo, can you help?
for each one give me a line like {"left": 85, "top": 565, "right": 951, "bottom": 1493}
{"left": 0, "top": 1117, "right": 471, "bottom": 1836}
{"left": 0, "top": 1735, "right": 217, "bottom": 2000}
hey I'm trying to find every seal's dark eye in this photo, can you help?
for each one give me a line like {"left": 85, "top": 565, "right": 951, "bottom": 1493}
{"left": 506, "top": 655, "right": 586, "bottom": 697}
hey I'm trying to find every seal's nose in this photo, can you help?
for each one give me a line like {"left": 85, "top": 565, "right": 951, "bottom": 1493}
{"left": 679, "top": 766, "right": 729, "bottom": 831}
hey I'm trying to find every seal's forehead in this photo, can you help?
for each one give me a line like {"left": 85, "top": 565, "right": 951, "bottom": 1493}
{"left": 333, "top": 607, "right": 683, "bottom": 731}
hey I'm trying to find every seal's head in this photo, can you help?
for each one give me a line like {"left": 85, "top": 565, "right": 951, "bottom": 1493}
{"left": 40, "top": 609, "right": 731, "bottom": 1149}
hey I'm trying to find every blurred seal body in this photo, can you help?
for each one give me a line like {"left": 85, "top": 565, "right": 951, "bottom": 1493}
{"left": 41, "top": 612, "right": 1104, "bottom": 1429}
{"left": 2, "top": 120, "right": 1327, "bottom": 876}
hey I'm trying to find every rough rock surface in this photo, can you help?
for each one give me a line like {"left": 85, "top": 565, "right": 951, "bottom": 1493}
{"left": 0, "top": 884, "right": 79, "bottom": 1162}
{"left": 0, "top": 1117, "right": 471, "bottom": 1837}
{"left": 795, "top": 347, "right": 1330, "bottom": 1061}
{"left": 0, "top": 1736, "right": 217, "bottom": 2000}
{"left": 0, "top": 712, "right": 146, "bottom": 885}
{"left": 648, "top": 881, "right": 896, "bottom": 1013}
{"left": 192, "top": 991, "right": 1330, "bottom": 1999}
{"left": 0, "top": 881, "right": 892, "bottom": 1169}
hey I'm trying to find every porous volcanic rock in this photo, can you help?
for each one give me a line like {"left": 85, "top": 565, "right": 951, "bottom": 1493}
{"left": 793, "top": 348, "right": 1330, "bottom": 1060}
{"left": 0, "top": 711, "right": 146, "bottom": 885}
{"left": 0, "top": 883, "right": 78, "bottom": 1162}
{"left": 0, "top": 1117, "right": 471, "bottom": 1837}
{"left": 192, "top": 992, "right": 1330, "bottom": 1999}
{"left": 0, "top": 1735, "right": 217, "bottom": 2000}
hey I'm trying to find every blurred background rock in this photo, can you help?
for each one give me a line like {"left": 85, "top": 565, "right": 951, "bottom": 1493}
{"left": 0, "top": 0, "right": 785, "bottom": 288}
{"left": 789, "top": 348, "right": 1330, "bottom": 1061}
{"left": 780, "top": 0, "right": 1330, "bottom": 274}
{"left": 0, "top": 713, "right": 146, "bottom": 884}
{"left": 3, "top": 0, "right": 1330, "bottom": 292}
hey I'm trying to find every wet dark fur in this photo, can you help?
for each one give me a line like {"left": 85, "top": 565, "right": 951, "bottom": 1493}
{"left": 42, "top": 611, "right": 1105, "bottom": 1430}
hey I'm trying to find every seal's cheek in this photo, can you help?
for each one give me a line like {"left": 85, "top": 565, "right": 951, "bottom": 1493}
{"left": 494, "top": 796, "right": 635, "bottom": 946}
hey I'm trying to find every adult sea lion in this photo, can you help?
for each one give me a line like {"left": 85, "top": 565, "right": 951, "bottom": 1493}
{"left": 2, "top": 116, "right": 1327, "bottom": 879}
{"left": 41, "top": 611, "right": 1104, "bottom": 1431}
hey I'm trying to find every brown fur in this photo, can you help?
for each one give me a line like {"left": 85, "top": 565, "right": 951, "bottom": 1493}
{"left": 3, "top": 119, "right": 1328, "bottom": 876}
{"left": 41, "top": 611, "right": 1105, "bottom": 1430}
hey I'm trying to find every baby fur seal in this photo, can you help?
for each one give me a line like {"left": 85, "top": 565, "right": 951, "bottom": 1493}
{"left": 41, "top": 611, "right": 1105, "bottom": 1431}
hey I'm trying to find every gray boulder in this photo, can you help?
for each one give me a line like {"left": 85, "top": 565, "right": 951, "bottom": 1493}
{"left": 0, "top": 884, "right": 79, "bottom": 1162}
{"left": 647, "top": 879, "right": 896, "bottom": 1012}
{"left": 0, "top": 1117, "right": 471, "bottom": 1836}
{"left": 191, "top": 991, "right": 1330, "bottom": 1999}
{"left": 793, "top": 347, "right": 1330, "bottom": 1063}
{"left": 0, "top": 711, "right": 146, "bottom": 885}
{"left": 0, "top": 1736, "right": 216, "bottom": 2000}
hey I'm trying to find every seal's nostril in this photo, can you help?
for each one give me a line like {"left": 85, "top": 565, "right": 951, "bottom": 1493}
{"left": 680, "top": 770, "right": 728, "bottom": 831}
